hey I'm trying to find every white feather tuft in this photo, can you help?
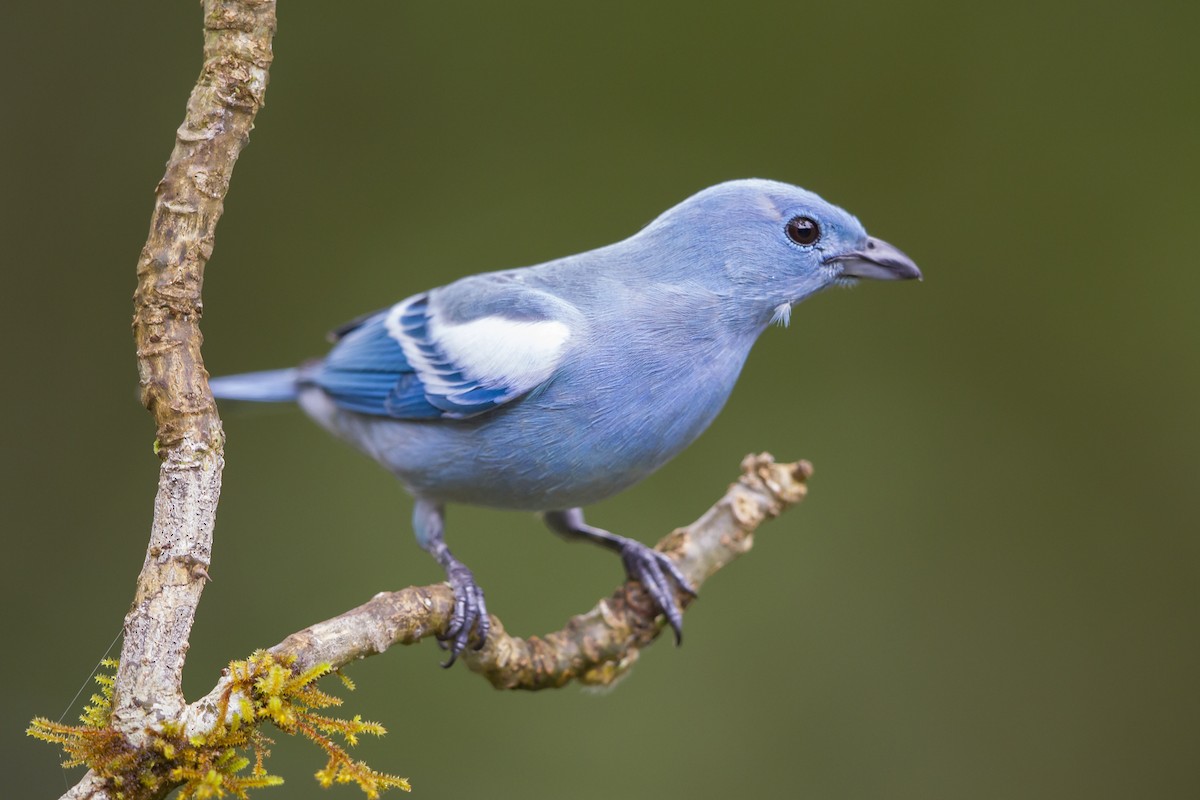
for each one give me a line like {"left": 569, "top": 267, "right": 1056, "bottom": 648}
{"left": 770, "top": 302, "right": 792, "bottom": 327}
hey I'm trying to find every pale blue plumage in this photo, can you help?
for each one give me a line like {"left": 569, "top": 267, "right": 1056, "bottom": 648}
{"left": 209, "top": 179, "right": 921, "bottom": 661}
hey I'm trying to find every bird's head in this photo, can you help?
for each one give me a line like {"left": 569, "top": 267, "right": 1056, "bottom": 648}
{"left": 640, "top": 179, "right": 921, "bottom": 329}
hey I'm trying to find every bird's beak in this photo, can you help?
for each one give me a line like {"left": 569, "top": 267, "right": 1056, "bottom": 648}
{"left": 824, "top": 236, "right": 922, "bottom": 281}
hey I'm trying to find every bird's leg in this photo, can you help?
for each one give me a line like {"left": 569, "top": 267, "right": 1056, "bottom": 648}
{"left": 543, "top": 508, "right": 696, "bottom": 643}
{"left": 413, "top": 499, "right": 489, "bottom": 666}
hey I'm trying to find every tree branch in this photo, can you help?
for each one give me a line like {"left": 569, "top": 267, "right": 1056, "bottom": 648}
{"left": 64, "top": 2, "right": 276, "bottom": 798}
{"left": 61, "top": 4, "right": 276, "bottom": 797}
{"left": 179, "top": 453, "right": 812, "bottom": 736}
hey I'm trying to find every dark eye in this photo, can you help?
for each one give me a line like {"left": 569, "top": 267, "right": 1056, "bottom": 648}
{"left": 785, "top": 216, "right": 820, "bottom": 246}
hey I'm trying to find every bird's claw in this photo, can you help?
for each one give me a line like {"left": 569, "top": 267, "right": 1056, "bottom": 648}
{"left": 619, "top": 541, "right": 696, "bottom": 644}
{"left": 439, "top": 563, "right": 489, "bottom": 667}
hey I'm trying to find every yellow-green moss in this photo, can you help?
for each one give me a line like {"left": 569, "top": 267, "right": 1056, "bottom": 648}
{"left": 29, "top": 652, "right": 410, "bottom": 798}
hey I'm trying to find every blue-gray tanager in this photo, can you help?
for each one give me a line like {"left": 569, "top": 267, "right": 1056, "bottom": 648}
{"left": 209, "top": 179, "right": 920, "bottom": 663}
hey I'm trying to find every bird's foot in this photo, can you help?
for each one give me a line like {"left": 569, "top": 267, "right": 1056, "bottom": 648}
{"left": 618, "top": 540, "right": 697, "bottom": 644}
{"left": 439, "top": 562, "right": 489, "bottom": 667}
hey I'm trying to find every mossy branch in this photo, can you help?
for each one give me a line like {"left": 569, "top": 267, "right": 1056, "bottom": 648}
{"left": 35, "top": 655, "right": 409, "bottom": 799}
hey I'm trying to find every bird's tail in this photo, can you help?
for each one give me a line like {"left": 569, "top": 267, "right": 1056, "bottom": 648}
{"left": 209, "top": 368, "right": 301, "bottom": 403}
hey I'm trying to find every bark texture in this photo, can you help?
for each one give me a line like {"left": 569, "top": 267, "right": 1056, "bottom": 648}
{"left": 78, "top": 3, "right": 277, "bottom": 798}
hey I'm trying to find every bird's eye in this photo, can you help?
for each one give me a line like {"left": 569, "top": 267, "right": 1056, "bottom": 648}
{"left": 785, "top": 216, "right": 820, "bottom": 246}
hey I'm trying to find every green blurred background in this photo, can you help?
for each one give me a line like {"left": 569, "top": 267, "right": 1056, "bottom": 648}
{"left": 3, "top": 1, "right": 1197, "bottom": 798}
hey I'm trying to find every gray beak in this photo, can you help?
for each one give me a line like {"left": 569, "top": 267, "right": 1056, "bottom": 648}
{"left": 825, "top": 236, "right": 922, "bottom": 281}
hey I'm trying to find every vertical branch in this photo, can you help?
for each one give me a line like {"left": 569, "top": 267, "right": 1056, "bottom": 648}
{"left": 116, "top": 0, "right": 276, "bottom": 740}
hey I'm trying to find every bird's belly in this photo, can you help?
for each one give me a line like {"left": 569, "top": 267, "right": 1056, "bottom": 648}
{"left": 301, "top": 373, "right": 734, "bottom": 511}
{"left": 389, "top": 404, "right": 712, "bottom": 510}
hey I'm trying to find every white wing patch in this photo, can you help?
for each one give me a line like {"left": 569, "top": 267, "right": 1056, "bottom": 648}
{"left": 436, "top": 316, "right": 571, "bottom": 386}
{"left": 384, "top": 296, "right": 571, "bottom": 413}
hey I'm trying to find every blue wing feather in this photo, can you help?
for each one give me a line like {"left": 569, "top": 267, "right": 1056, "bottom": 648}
{"left": 309, "top": 295, "right": 525, "bottom": 420}
{"left": 313, "top": 311, "right": 444, "bottom": 418}
{"left": 310, "top": 282, "right": 574, "bottom": 420}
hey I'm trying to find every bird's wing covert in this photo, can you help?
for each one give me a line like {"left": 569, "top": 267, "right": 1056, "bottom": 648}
{"left": 313, "top": 278, "right": 576, "bottom": 419}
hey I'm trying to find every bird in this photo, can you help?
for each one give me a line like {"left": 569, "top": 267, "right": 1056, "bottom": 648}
{"left": 209, "top": 179, "right": 921, "bottom": 664}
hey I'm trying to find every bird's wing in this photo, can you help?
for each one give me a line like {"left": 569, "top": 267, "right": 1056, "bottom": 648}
{"left": 313, "top": 275, "right": 578, "bottom": 419}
